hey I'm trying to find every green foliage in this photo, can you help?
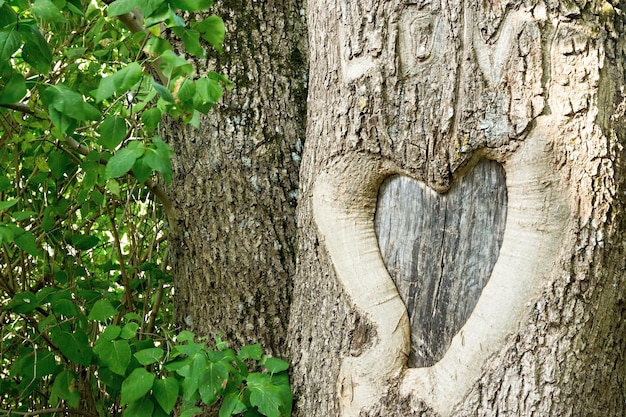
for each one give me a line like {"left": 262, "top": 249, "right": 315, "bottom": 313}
{"left": 0, "top": 0, "right": 291, "bottom": 416}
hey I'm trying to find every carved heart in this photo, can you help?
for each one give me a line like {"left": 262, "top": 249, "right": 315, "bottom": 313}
{"left": 375, "top": 159, "right": 507, "bottom": 368}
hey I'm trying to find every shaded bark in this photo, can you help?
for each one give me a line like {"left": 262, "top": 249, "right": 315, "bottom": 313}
{"left": 164, "top": 0, "right": 307, "bottom": 355}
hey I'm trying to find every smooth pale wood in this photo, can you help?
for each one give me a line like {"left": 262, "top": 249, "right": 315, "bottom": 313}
{"left": 375, "top": 159, "right": 507, "bottom": 367}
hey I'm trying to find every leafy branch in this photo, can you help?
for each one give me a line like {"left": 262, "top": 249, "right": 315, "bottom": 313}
{"left": 0, "top": 0, "right": 291, "bottom": 416}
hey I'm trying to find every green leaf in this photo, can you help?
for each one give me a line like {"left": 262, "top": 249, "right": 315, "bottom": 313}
{"left": 0, "top": 73, "right": 26, "bottom": 104}
{"left": 0, "top": 175, "right": 10, "bottom": 192}
{"left": 179, "top": 407, "right": 202, "bottom": 417}
{"left": 0, "top": 199, "right": 18, "bottom": 211}
{"left": 194, "top": 77, "right": 222, "bottom": 113}
{"left": 50, "top": 370, "right": 80, "bottom": 408}
{"left": 239, "top": 344, "right": 263, "bottom": 361}
{"left": 120, "top": 322, "right": 139, "bottom": 339}
{"left": 170, "top": 0, "right": 212, "bottom": 11}
{"left": 12, "top": 210, "right": 37, "bottom": 221}
{"left": 141, "top": 107, "right": 162, "bottom": 132}
{"left": 152, "top": 79, "right": 175, "bottom": 103}
{"left": 180, "top": 29, "right": 204, "bottom": 57}
{"left": 88, "top": 299, "right": 118, "bottom": 322}
{"left": 142, "top": 149, "right": 167, "bottom": 176}
{"left": 98, "top": 117, "right": 127, "bottom": 150}
{"left": 43, "top": 85, "right": 100, "bottom": 121}
{"left": 0, "top": 26, "right": 22, "bottom": 63}
{"left": 32, "top": 0, "right": 67, "bottom": 22}
{"left": 13, "top": 349, "right": 57, "bottom": 380}
{"left": 132, "top": 156, "right": 152, "bottom": 183}
{"left": 138, "top": 0, "right": 164, "bottom": 18}
{"left": 52, "top": 331, "right": 93, "bottom": 366}
{"left": 121, "top": 368, "right": 155, "bottom": 405}
{"left": 182, "top": 352, "right": 207, "bottom": 400}
{"left": 105, "top": 143, "right": 145, "bottom": 179}
{"left": 100, "top": 325, "right": 122, "bottom": 340}
{"left": 20, "top": 24, "right": 52, "bottom": 74}
{"left": 48, "top": 149, "right": 71, "bottom": 180}
{"left": 263, "top": 358, "right": 289, "bottom": 374}
{"left": 5, "top": 291, "right": 38, "bottom": 313}
{"left": 14, "top": 229, "right": 39, "bottom": 257}
{"left": 176, "top": 330, "right": 195, "bottom": 342}
{"left": 198, "top": 361, "right": 229, "bottom": 405}
{"left": 71, "top": 233, "right": 100, "bottom": 250}
{"left": 107, "top": 0, "right": 140, "bottom": 16}
{"left": 134, "top": 347, "right": 164, "bottom": 365}
{"left": 246, "top": 373, "right": 290, "bottom": 417}
{"left": 51, "top": 299, "right": 78, "bottom": 317}
{"left": 219, "top": 390, "right": 247, "bottom": 417}
{"left": 96, "top": 339, "right": 131, "bottom": 376}
{"left": 0, "top": 4, "right": 18, "bottom": 27}
{"left": 160, "top": 50, "right": 193, "bottom": 75}
{"left": 174, "top": 78, "right": 196, "bottom": 103}
{"left": 193, "top": 15, "right": 225, "bottom": 52}
{"left": 48, "top": 106, "right": 77, "bottom": 133}
{"left": 94, "top": 62, "right": 143, "bottom": 102}
{"left": 124, "top": 396, "right": 155, "bottom": 417}
{"left": 153, "top": 377, "right": 179, "bottom": 413}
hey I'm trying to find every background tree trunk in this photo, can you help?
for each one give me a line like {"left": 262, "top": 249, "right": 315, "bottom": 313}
{"left": 288, "top": 1, "right": 626, "bottom": 417}
{"left": 164, "top": 0, "right": 307, "bottom": 356}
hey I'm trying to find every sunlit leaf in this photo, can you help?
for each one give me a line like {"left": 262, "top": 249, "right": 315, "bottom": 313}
{"left": 98, "top": 117, "right": 127, "bottom": 150}
{"left": 105, "top": 142, "right": 145, "bottom": 179}
{"left": 32, "top": 0, "right": 67, "bottom": 23}
{"left": 263, "top": 357, "right": 290, "bottom": 374}
{"left": 198, "top": 361, "right": 229, "bottom": 405}
{"left": 95, "top": 339, "right": 131, "bottom": 375}
{"left": 141, "top": 107, "right": 162, "bottom": 132}
{"left": 120, "top": 322, "right": 139, "bottom": 339}
{"left": 246, "top": 373, "right": 290, "bottom": 417}
{"left": 94, "top": 62, "right": 143, "bottom": 102}
{"left": 121, "top": 368, "right": 155, "bottom": 405}
{"left": 193, "top": 15, "right": 224, "bottom": 52}
{"left": 134, "top": 347, "right": 164, "bottom": 365}
{"left": 0, "top": 199, "right": 18, "bottom": 211}
{"left": 88, "top": 299, "right": 118, "bottom": 322}
{"left": 107, "top": 0, "right": 140, "bottom": 16}
{"left": 170, "top": 0, "right": 213, "bottom": 12}
{"left": 123, "top": 397, "right": 155, "bottom": 417}
{"left": 153, "top": 377, "right": 179, "bottom": 413}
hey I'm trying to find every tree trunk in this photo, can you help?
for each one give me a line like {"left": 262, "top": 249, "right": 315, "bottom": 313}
{"left": 288, "top": 1, "right": 626, "bottom": 417}
{"left": 164, "top": 0, "right": 307, "bottom": 356}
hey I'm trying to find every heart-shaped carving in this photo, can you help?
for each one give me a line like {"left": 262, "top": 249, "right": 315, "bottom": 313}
{"left": 375, "top": 159, "right": 507, "bottom": 368}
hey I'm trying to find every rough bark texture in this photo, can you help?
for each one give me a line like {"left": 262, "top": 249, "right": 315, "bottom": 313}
{"left": 164, "top": 0, "right": 307, "bottom": 355}
{"left": 289, "top": 0, "right": 626, "bottom": 416}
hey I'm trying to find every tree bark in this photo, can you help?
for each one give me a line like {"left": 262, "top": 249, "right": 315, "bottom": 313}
{"left": 288, "top": 1, "right": 626, "bottom": 417}
{"left": 164, "top": 0, "right": 307, "bottom": 356}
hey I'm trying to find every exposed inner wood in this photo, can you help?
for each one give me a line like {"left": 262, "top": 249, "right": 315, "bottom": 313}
{"left": 375, "top": 159, "right": 507, "bottom": 367}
